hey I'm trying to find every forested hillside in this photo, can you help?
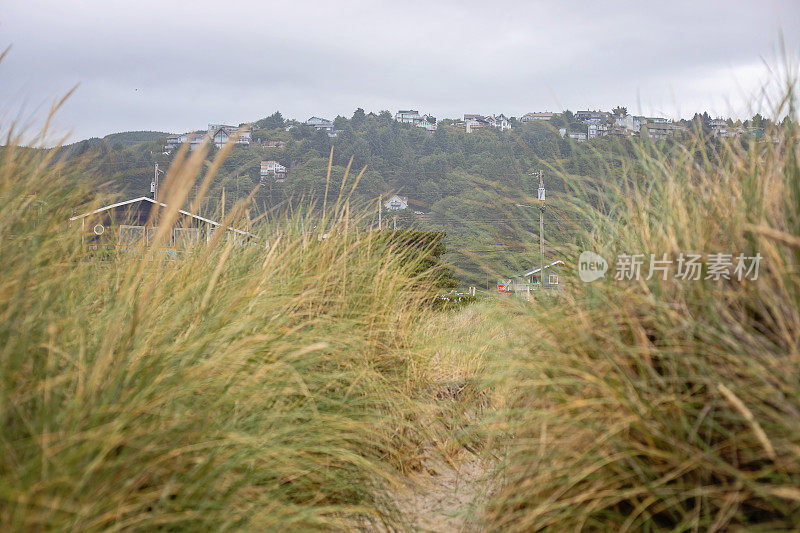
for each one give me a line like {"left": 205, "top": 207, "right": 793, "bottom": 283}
{"left": 61, "top": 111, "right": 706, "bottom": 285}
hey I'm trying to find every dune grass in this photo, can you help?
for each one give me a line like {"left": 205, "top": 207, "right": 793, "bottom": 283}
{"left": 0, "top": 124, "right": 453, "bottom": 530}
{"left": 5, "top": 72, "right": 800, "bottom": 533}
{"left": 480, "top": 94, "right": 800, "bottom": 530}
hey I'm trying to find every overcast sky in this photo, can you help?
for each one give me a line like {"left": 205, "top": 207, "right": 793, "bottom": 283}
{"left": 1, "top": 0, "right": 798, "bottom": 142}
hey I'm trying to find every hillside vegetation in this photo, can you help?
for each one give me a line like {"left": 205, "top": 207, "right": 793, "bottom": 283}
{"left": 2, "top": 82, "right": 800, "bottom": 531}
{"left": 60, "top": 111, "right": 766, "bottom": 287}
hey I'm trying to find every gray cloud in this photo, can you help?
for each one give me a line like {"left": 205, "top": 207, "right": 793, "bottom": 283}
{"left": 1, "top": 0, "right": 798, "bottom": 141}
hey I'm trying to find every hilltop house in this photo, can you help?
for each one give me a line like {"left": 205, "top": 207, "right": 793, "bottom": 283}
{"left": 464, "top": 114, "right": 511, "bottom": 133}
{"left": 575, "top": 110, "right": 609, "bottom": 123}
{"left": 260, "top": 160, "right": 287, "bottom": 182}
{"left": 306, "top": 116, "right": 334, "bottom": 132}
{"left": 587, "top": 123, "right": 610, "bottom": 139}
{"left": 395, "top": 110, "right": 437, "bottom": 130}
{"left": 615, "top": 114, "right": 644, "bottom": 134}
{"left": 641, "top": 122, "right": 686, "bottom": 140}
{"left": 464, "top": 114, "right": 490, "bottom": 132}
{"left": 395, "top": 110, "right": 425, "bottom": 124}
{"left": 164, "top": 124, "right": 251, "bottom": 153}
{"left": 709, "top": 118, "right": 742, "bottom": 138}
{"left": 492, "top": 114, "right": 511, "bottom": 131}
{"left": 520, "top": 112, "right": 556, "bottom": 122}
{"left": 69, "top": 196, "right": 254, "bottom": 256}
{"left": 208, "top": 124, "right": 252, "bottom": 148}
{"left": 384, "top": 195, "right": 408, "bottom": 211}
{"left": 164, "top": 132, "right": 208, "bottom": 152}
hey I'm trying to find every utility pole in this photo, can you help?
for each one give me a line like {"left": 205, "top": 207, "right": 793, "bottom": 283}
{"left": 378, "top": 195, "right": 382, "bottom": 230}
{"left": 537, "top": 171, "right": 546, "bottom": 289}
{"left": 393, "top": 215, "right": 397, "bottom": 230}
{"left": 151, "top": 163, "right": 161, "bottom": 201}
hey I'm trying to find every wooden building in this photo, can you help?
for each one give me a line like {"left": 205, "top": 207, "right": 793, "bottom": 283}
{"left": 69, "top": 196, "right": 254, "bottom": 257}
{"left": 498, "top": 260, "right": 564, "bottom": 298}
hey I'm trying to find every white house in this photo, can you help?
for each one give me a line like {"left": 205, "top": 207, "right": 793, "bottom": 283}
{"left": 523, "top": 260, "right": 564, "bottom": 286}
{"left": 492, "top": 114, "right": 512, "bottom": 131}
{"left": 587, "top": 123, "right": 609, "bottom": 139}
{"left": 464, "top": 114, "right": 511, "bottom": 132}
{"left": 615, "top": 114, "right": 644, "bottom": 133}
{"left": 260, "top": 160, "right": 287, "bottom": 182}
{"left": 395, "top": 110, "right": 436, "bottom": 130}
{"left": 384, "top": 195, "right": 408, "bottom": 211}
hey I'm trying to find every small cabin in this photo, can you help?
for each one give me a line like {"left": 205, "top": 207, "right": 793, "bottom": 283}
{"left": 498, "top": 260, "right": 564, "bottom": 298}
{"left": 69, "top": 196, "right": 254, "bottom": 257}
{"left": 523, "top": 260, "right": 564, "bottom": 289}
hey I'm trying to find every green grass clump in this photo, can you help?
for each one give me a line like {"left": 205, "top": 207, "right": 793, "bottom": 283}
{"left": 0, "top": 125, "right": 438, "bottom": 530}
{"left": 483, "top": 97, "right": 800, "bottom": 530}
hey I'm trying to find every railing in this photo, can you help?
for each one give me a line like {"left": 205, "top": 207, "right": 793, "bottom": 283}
{"left": 85, "top": 243, "right": 184, "bottom": 260}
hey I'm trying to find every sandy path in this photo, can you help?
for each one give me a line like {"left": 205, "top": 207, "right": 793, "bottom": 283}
{"left": 386, "top": 445, "right": 491, "bottom": 532}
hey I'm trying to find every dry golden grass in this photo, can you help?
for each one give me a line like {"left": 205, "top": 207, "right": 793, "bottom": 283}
{"left": 481, "top": 92, "right": 800, "bottom": 531}
{"left": 0, "top": 119, "right": 449, "bottom": 530}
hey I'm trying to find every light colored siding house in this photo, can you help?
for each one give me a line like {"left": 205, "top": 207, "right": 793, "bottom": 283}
{"left": 492, "top": 114, "right": 512, "bottom": 131}
{"left": 165, "top": 132, "right": 208, "bottom": 152}
{"left": 615, "top": 114, "right": 644, "bottom": 133}
{"left": 306, "top": 116, "right": 334, "bottom": 132}
{"left": 587, "top": 123, "right": 609, "bottom": 139}
{"left": 383, "top": 195, "right": 408, "bottom": 211}
{"left": 260, "top": 160, "right": 287, "bottom": 182}
{"left": 520, "top": 112, "right": 555, "bottom": 122}
{"left": 497, "top": 260, "right": 564, "bottom": 298}
{"left": 395, "top": 110, "right": 424, "bottom": 124}
{"left": 164, "top": 134, "right": 182, "bottom": 151}
{"left": 464, "top": 114, "right": 511, "bottom": 132}
{"left": 524, "top": 260, "right": 564, "bottom": 288}
{"left": 641, "top": 122, "right": 686, "bottom": 140}
{"left": 208, "top": 124, "right": 252, "bottom": 148}
{"left": 709, "top": 118, "right": 740, "bottom": 138}
{"left": 575, "top": 110, "right": 609, "bottom": 124}
{"left": 464, "top": 114, "right": 490, "bottom": 133}
{"left": 188, "top": 133, "right": 207, "bottom": 150}
{"left": 395, "top": 110, "right": 437, "bottom": 130}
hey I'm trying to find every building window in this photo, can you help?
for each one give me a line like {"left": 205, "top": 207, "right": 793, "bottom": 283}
{"left": 93, "top": 224, "right": 105, "bottom": 235}
{"left": 549, "top": 274, "right": 559, "bottom": 285}
{"left": 118, "top": 225, "right": 145, "bottom": 245}
{"left": 174, "top": 227, "right": 201, "bottom": 249}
